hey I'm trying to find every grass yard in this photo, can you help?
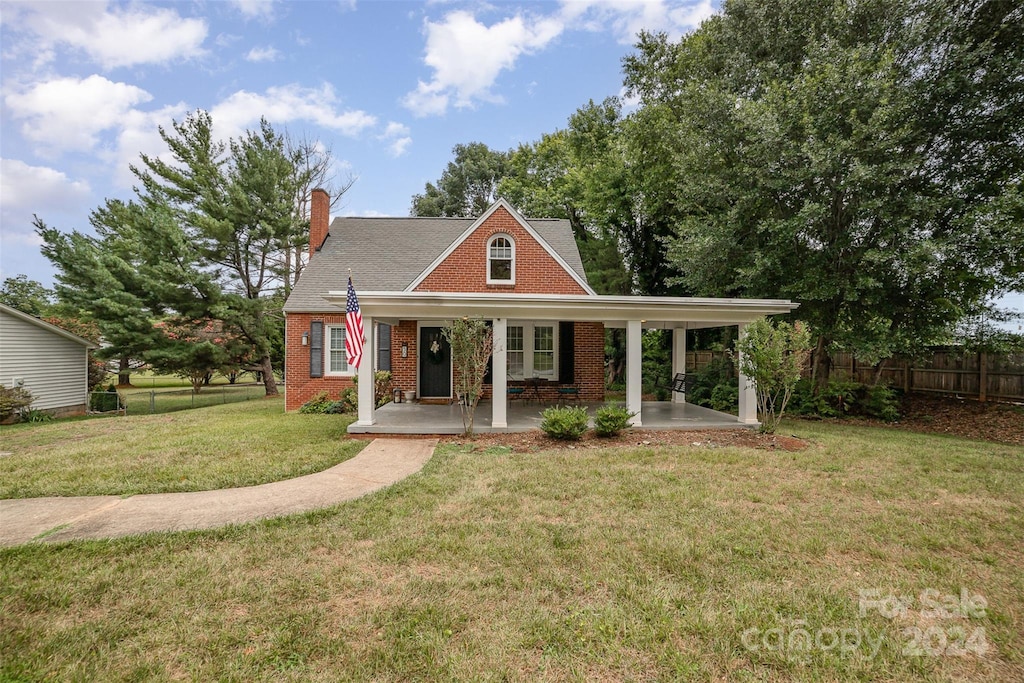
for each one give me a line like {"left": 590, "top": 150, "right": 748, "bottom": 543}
{"left": 0, "top": 398, "right": 362, "bottom": 498}
{"left": 1, "top": 420, "right": 1021, "bottom": 681}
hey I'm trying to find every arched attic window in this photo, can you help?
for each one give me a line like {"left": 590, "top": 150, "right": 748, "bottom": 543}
{"left": 487, "top": 234, "right": 515, "bottom": 284}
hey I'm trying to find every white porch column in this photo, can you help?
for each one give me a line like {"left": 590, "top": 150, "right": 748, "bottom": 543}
{"left": 491, "top": 318, "right": 507, "bottom": 429}
{"left": 356, "top": 314, "right": 376, "bottom": 426}
{"left": 737, "top": 322, "right": 758, "bottom": 425}
{"left": 626, "top": 319, "right": 643, "bottom": 426}
{"left": 671, "top": 324, "right": 687, "bottom": 404}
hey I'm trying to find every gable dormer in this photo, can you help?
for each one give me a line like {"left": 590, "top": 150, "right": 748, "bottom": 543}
{"left": 408, "top": 199, "right": 594, "bottom": 295}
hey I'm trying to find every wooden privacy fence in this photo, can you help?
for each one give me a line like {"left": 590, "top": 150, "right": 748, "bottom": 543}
{"left": 685, "top": 349, "right": 1024, "bottom": 402}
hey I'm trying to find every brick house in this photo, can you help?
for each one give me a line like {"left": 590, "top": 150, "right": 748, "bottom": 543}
{"left": 283, "top": 189, "right": 797, "bottom": 431}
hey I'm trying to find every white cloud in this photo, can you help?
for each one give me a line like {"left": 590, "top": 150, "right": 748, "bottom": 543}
{"left": 378, "top": 122, "right": 412, "bottom": 157}
{"left": 245, "top": 46, "right": 281, "bottom": 62}
{"left": 402, "top": 10, "right": 564, "bottom": 116}
{"left": 0, "top": 158, "right": 92, "bottom": 215}
{"left": 4, "top": 75, "right": 153, "bottom": 153}
{"left": 358, "top": 209, "right": 392, "bottom": 218}
{"left": 113, "top": 103, "right": 191, "bottom": 188}
{"left": 560, "top": 0, "right": 715, "bottom": 43}
{"left": 211, "top": 84, "right": 377, "bottom": 141}
{"left": 229, "top": 0, "right": 277, "bottom": 21}
{"left": 7, "top": 2, "right": 207, "bottom": 69}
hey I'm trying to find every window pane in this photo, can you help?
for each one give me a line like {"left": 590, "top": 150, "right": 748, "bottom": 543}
{"left": 490, "top": 258, "right": 512, "bottom": 281}
{"left": 490, "top": 237, "right": 511, "bottom": 258}
{"left": 329, "top": 327, "right": 347, "bottom": 373}
{"left": 533, "top": 326, "right": 554, "bottom": 373}
{"left": 508, "top": 351, "right": 524, "bottom": 377}
{"left": 507, "top": 326, "right": 523, "bottom": 351}
{"left": 534, "top": 326, "right": 553, "bottom": 351}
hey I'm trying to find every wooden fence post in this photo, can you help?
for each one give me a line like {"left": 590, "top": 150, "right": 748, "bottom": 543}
{"left": 979, "top": 351, "right": 987, "bottom": 403}
{"left": 903, "top": 360, "right": 911, "bottom": 393}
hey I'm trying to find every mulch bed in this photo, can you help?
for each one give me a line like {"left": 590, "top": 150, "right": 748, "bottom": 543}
{"left": 822, "top": 393, "right": 1024, "bottom": 446}
{"left": 441, "top": 428, "right": 809, "bottom": 453}
{"left": 437, "top": 394, "right": 1023, "bottom": 452}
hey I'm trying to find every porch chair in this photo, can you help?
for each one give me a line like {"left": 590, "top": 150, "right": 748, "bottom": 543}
{"left": 671, "top": 373, "right": 697, "bottom": 396}
{"left": 556, "top": 382, "right": 581, "bottom": 405}
{"left": 507, "top": 386, "right": 526, "bottom": 404}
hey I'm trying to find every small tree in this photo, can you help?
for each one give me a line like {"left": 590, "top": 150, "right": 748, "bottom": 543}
{"left": 736, "top": 318, "right": 812, "bottom": 434}
{"left": 442, "top": 317, "right": 493, "bottom": 435}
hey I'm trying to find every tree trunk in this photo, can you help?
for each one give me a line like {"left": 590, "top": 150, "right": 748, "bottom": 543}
{"left": 260, "top": 354, "right": 279, "bottom": 396}
{"left": 812, "top": 335, "right": 832, "bottom": 391}
{"left": 117, "top": 356, "right": 131, "bottom": 386}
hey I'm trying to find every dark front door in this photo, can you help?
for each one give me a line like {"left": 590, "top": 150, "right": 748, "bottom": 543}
{"left": 419, "top": 326, "right": 451, "bottom": 398}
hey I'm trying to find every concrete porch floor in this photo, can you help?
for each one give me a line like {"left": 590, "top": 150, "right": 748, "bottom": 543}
{"left": 347, "top": 400, "right": 750, "bottom": 435}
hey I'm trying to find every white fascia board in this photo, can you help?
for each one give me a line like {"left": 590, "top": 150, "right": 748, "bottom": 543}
{"left": 404, "top": 198, "right": 596, "bottom": 295}
{"left": 323, "top": 291, "right": 798, "bottom": 325}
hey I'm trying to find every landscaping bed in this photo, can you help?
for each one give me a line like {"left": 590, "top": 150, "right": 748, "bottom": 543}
{"left": 827, "top": 393, "right": 1024, "bottom": 445}
{"left": 442, "top": 428, "right": 808, "bottom": 452}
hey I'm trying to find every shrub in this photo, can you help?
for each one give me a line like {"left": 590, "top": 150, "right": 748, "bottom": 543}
{"left": 90, "top": 384, "right": 120, "bottom": 412}
{"left": 0, "top": 384, "right": 34, "bottom": 422}
{"left": 21, "top": 408, "right": 54, "bottom": 423}
{"left": 788, "top": 377, "right": 900, "bottom": 421}
{"left": 374, "top": 370, "right": 392, "bottom": 408}
{"left": 736, "top": 318, "right": 812, "bottom": 433}
{"left": 540, "top": 405, "right": 589, "bottom": 440}
{"left": 299, "top": 391, "right": 335, "bottom": 414}
{"left": 709, "top": 384, "right": 739, "bottom": 412}
{"left": 861, "top": 384, "right": 900, "bottom": 422}
{"left": 593, "top": 404, "right": 636, "bottom": 437}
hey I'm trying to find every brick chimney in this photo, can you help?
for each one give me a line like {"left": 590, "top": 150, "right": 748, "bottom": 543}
{"left": 309, "top": 188, "right": 330, "bottom": 257}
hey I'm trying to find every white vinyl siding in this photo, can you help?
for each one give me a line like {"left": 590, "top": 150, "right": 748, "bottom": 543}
{"left": 0, "top": 309, "right": 90, "bottom": 412}
{"left": 326, "top": 325, "right": 351, "bottom": 375}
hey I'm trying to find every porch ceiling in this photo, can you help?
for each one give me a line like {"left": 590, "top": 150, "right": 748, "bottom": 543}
{"left": 322, "top": 291, "right": 798, "bottom": 326}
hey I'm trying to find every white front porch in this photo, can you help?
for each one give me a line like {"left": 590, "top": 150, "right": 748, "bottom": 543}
{"left": 348, "top": 399, "right": 745, "bottom": 435}
{"left": 328, "top": 291, "right": 798, "bottom": 434}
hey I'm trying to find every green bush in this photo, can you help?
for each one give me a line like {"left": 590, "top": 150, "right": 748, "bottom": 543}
{"left": 789, "top": 377, "right": 900, "bottom": 421}
{"left": 709, "top": 384, "right": 738, "bottom": 413}
{"left": 540, "top": 405, "right": 589, "bottom": 440}
{"left": 594, "top": 404, "right": 636, "bottom": 437}
{"left": 90, "top": 384, "right": 120, "bottom": 412}
{"left": 0, "top": 384, "right": 34, "bottom": 421}
{"left": 861, "top": 384, "right": 900, "bottom": 422}
{"left": 299, "top": 391, "right": 335, "bottom": 414}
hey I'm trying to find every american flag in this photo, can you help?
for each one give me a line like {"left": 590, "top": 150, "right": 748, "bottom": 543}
{"left": 345, "top": 276, "right": 364, "bottom": 369}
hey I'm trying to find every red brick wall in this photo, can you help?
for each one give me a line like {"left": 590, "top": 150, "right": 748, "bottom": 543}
{"left": 390, "top": 320, "right": 417, "bottom": 398}
{"left": 284, "top": 312, "right": 355, "bottom": 411}
{"left": 286, "top": 317, "right": 606, "bottom": 410}
{"left": 575, "top": 322, "right": 605, "bottom": 402}
{"left": 415, "top": 207, "right": 588, "bottom": 295}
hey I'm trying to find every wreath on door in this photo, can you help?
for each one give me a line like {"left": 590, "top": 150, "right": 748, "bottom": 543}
{"left": 426, "top": 335, "right": 446, "bottom": 365}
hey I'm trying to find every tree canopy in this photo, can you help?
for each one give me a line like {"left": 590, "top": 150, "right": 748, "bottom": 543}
{"left": 39, "top": 111, "right": 340, "bottom": 394}
{"left": 623, "top": 0, "right": 1024, "bottom": 381}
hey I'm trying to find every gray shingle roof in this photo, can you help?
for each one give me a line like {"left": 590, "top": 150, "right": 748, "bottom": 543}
{"left": 284, "top": 215, "right": 588, "bottom": 313}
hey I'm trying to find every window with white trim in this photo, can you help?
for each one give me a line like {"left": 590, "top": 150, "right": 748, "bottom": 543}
{"left": 326, "top": 325, "right": 352, "bottom": 375}
{"left": 506, "top": 322, "right": 556, "bottom": 379}
{"left": 533, "top": 325, "right": 554, "bottom": 373}
{"left": 507, "top": 325, "right": 524, "bottom": 378}
{"left": 487, "top": 234, "right": 514, "bottom": 284}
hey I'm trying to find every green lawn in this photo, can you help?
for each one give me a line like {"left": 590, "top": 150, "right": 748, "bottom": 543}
{"left": 1, "top": 420, "right": 1021, "bottom": 681}
{"left": 0, "top": 398, "right": 362, "bottom": 497}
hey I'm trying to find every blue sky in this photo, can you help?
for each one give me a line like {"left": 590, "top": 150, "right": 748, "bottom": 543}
{"left": 0, "top": 0, "right": 1019, "bottom": 322}
{"left": 1, "top": 0, "right": 715, "bottom": 286}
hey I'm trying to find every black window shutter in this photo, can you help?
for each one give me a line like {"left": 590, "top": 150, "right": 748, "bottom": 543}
{"left": 558, "top": 321, "right": 574, "bottom": 383}
{"left": 310, "top": 321, "right": 324, "bottom": 377}
{"left": 378, "top": 323, "right": 392, "bottom": 371}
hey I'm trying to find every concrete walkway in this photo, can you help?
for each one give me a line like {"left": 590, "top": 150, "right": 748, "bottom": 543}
{"left": 0, "top": 438, "right": 436, "bottom": 547}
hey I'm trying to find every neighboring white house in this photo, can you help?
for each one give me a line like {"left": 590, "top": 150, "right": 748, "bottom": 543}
{"left": 0, "top": 303, "right": 97, "bottom": 417}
